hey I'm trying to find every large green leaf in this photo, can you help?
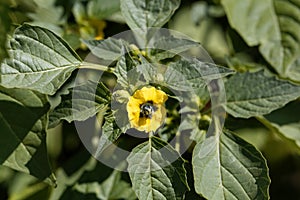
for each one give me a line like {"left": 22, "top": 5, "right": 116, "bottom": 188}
{"left": 225, "top": 70, "right": 300, "bottom": 118}
{"left": 120, "top": 0, "right": 180, "bottom": 31}
{"left": 221, "top": 0, "right": 300, "bottom": 81}
{"left": 192, "top": 130, "right": 270, "bottom": 200}
{"left": 0, "top": 86, "right": 55, "bottom": 184}
{"left": 0, "top": 1, "right": 11, "bottom": 62}
{"left": 49, "top": 81, "right": 110, "bottom": 128}
{"left": 0, "top": 24, "right": 81, "bottom": 95}
{"left": 127, "top": 136, "right": 189, "bottom": 200}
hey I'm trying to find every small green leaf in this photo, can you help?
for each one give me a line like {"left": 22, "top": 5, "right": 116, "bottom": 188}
{"left": 127, "top": 136, "right": 189, "bottom": 200}
{"left": 164, "top": 58, "right": 234, "bottom": 91}
{"left": 0, "top": 24, "right": 81, "bottom": 95}
{"left": 192, "top": 130, "right": 270, "bottom": 200}
{"left": 258, "top": 103, "right": 300, "bottom": 152}
{"left": 94, "top": 111, "right": 123, "bottom": 156}
{"left": 87, "top": 0, "right": 120, "bottom": 20}
{"left": 221, "top": 0, "right": 300, "bottom": 81}
{"left": 150, "top": 36, "right": 200, "bottom": 61}
{"left": 120, "top": 0, "right": 180, "bottom": 31}
{"left": 0, "top": 1, "right": 11, "bottom": 63}
{"left": 114, "top": 46, "right": 141, "bottom": 91}
{"left": 0, "top": 86, "right": 55, "bottom": 184}
{"left": 225, "top": 70, "right": 300, "bottom": 118}
{"left": 83, "top": 38, "right": 128, "bottom": 61}
{"left": 49, "top": 81, "right": 110, "bottom": 128}
{"left": 271, "top": 122, "right": 300, "bottom": 149}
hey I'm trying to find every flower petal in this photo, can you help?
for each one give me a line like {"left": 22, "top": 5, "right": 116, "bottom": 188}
{"left": 127, "top": 86, "right": 168, "bottom": 133}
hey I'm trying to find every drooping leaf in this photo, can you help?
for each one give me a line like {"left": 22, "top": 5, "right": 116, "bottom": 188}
{"left": 120, "top": 0, "right": 180, "bottom": 31}
{"left": 0, "top": 24, "right": 81, "bottom": 95}
{"left": 225, "top": 70, "right": 300, "bottom": 118}
{"left": 49, "top": 81, "right": 110, "bottom": 128}
{"left": 0, "top": 1, "right": 11, "bottom": 62}
{"left": 164, "top": 58, "right": 234, "bottom": 91}
{"left": 150, "top": 35, "right": 200, "bottom": 61}
{"left": 258, "top": 103, "right": 300, "bottom": 152}
{"left": 82, "top": 38, "right": 128, "bottom": 61}
{"left": 221, "top": 0, "right": 300, "bottom": 81}
{"left": 261, "top": 118, "right": 300, "bottom": 152}
{"left": 192, "top": 130, "right": 270, "bottom": 200}
{"left": 0, "top": 86, "right": 55, "bottom": 184}
{"left": 127, "top": 136, "right": 189, "bottom": 200}
{"left": 74, "top": 169, "right": 136, "bottom": 200}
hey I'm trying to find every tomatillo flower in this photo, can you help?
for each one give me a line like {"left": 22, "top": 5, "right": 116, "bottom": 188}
{"left": 127, "top": 86, "right": 168, "bottom": 133}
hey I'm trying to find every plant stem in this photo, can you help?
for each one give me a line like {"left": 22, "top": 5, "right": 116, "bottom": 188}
{"left": 79, "top": 62, "right": 114, "bottom": 72}
{"left": 175, "top": 130, "right": 181, "bottom": 152}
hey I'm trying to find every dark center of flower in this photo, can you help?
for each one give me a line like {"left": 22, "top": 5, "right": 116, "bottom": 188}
{"left": 140, "top": 101, "right": 156, "bottom": 119}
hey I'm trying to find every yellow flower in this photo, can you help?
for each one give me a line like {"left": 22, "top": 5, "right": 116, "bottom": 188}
{"left": 127, "top": 86, "right": 168, "bottom": 133}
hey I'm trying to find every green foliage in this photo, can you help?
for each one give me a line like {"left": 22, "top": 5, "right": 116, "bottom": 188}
{"left": 0, "top": 25, "right": 81, "bottom": 95}
{"left": 0, "top": 86, "right": 55, "bottom": 185}
{"left": 1, "top": 0, "right": 300, "bottom": 199}
{"left": 221, "top": 0, "right": 300, "bottom": 81}
{"left": 127, "top": 136, "right": 189, "bottom": 200}
{"left": 193, "top": 130, "right": 270, "bottom": 199}
{"left": 225, "top": 70, "right": 300, "bottom": 118}
{"left": 0, "top": 1, "right": 11, "bottom": 62}
{"left": 120, "top": 0, "right": 180, "bottom": 32}
{"left": 49, "top": 81, "right": 111, "bottom": 128}
{"left": 82, "top": 38, "right": 127, "bottom": 61}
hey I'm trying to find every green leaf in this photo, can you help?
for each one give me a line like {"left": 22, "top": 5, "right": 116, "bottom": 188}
{"left": 150, "top": 36, "right": 200, "bottom": 61}
{"left": 114, "top": 45, "right": 141, "bottom": 91}
{"left": 221, "top": 0, "right": 300, "bottom": 81}
{"left": 192, "top": 130, "right": 270, "bottom": 200}
{"left": 164, "top": 58, "right": 234, "bottom": 91}
{"left": 74, "top": 169, "right": 136, "bottom": 200}
{"left": 127, "top": 136, "right": 189, "bottom": 200}
{"left": 83, "top": 38, "right": 127, "bottom": 61}
{"left": 277, "top": 123, "right": 300, "bottom": 148}
{"left": 0, "top": 86, "right": 55, "bottom": 184}
{"left": 87, "top": 0, "right": 120, "bottom": 20}
{"left": 268, "top": 121, "right": 300, "bottom": 149}
{"left": 120, "top": 0, "right": 180, "bottom": 31}
{"left": 49, "top": 81, "right": 110, "bottom": 128}
{"left": 0, "top": 1, "right": 11, "bottom": 63}
{"left": 0, "top": 24, "right": 81, "bottom": 95}
{"left": 257, "top": 103, "right": 300, "bottom": 152}
{"left": 225, "top": 70, "right": 300, "bottom": 118}
{"left": 94, "top": 111, "right": 123, "bottom": 156}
